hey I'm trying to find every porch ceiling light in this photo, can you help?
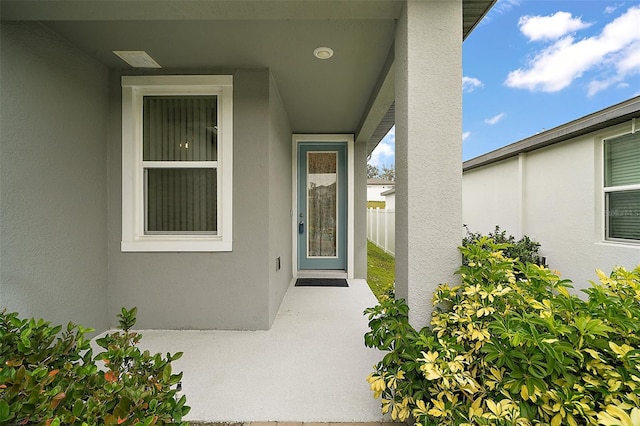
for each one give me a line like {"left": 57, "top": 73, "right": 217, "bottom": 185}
{"left": 113, "top": 51, "right": 162, "bottom": 68}
{"left": 313, "top": 47, "right": 334, "bottom": 60}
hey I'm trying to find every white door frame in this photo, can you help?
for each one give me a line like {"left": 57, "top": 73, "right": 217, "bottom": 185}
{"left": 292, "top": 134, "right": 354, "bottom": 279}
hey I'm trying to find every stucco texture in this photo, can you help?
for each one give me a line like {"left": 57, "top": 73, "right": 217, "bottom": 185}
{"left": 463, "top": 121, "right": 640, "bottom": 293}
{"left": 394, "top": 1, "right": 463, "bottom": 329}
{"left": 0, "top": 22, "right": 110, "bottom": 330}
{"left": 463, "top": 157, "right": 521, "bottom": 235}
{"left": 268, "top": 74, "right": 294, "bottom": 324}
{"left": 107, "top": 69, "right": 293, "bottom": 330}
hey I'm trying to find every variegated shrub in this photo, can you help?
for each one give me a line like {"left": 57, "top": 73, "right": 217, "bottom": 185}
{"left": 364, "top": 237, "right": 640, "bottom": 426}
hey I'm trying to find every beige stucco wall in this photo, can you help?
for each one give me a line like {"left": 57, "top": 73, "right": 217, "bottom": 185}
{"left": 0, "top": 22, "right": 110, "bottom": 330}
{"left": 463, "top": 121, "right": 640, "bottom": 292}
{"left": 107, "top": 68, "right": 294, "bottom": 330}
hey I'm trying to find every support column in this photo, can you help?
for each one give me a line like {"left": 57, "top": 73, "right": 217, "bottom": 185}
{"left": 353, "top": 140, "right": 368, "bottom": 279}
{"left": 395, "top": 0, "right": 463, "bottom": 329}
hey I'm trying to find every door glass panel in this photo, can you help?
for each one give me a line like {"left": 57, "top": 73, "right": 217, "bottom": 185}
{"left": 307, "top": 152, "right": 338, "bottom": 257}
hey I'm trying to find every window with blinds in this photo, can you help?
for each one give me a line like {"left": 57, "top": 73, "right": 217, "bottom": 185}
{"left": 121, "top": 75, "right": 233, "bottom": 252}
{"left": 604, "top": 132, "right": 640, "bottom": 242}
{"left": 143, "top": 96, "right": 218, "bottom": 233}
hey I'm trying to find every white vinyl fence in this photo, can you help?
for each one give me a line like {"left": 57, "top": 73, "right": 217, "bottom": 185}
{"left": 367, "top": 208, "right": 395, "bottom": 256}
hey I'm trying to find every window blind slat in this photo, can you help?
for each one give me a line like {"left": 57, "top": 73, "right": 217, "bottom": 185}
{"left": 146, "top": 169, "right": 217, "bottom": 233}
{"left": 605, "top": 132, "right": 640, "bottom": 187}
{"left": 143, "top": 96, "right": 217, "bottom": 162}
{"left": 607, "top": 190, "right": 640, "bottom": 241}
{"left": 142, "top": 95, "right": 219, "bottom": 234}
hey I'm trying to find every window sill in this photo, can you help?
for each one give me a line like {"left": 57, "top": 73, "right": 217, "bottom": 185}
{"left": 596, "top": 240, "right": 640, "bottom": 248}
{"left": 121, "top": 237, "right": 232, "bottom": 252}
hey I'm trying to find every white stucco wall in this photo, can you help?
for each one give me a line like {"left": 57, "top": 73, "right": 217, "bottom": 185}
{"left": 384, "top": 193, "right": 395, "bottom": 209}
{"left": 0, "top": 22, "right": 110, "bottom": 330}
{"left": 463, "top": 121, "right": 640, "bottom": 293}
{"left": 463, "top": 157, "right": 520, "bottom": 235}
{"left": 367, "top": 184, "right": 394, "bottom": 202}
{"left": 395, "top": 0, "right": 462, "bottom": 329}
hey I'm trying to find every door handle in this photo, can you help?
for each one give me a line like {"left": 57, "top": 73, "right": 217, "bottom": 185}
{"left": 299, "top": 221, "right": 304, "bottom": 234}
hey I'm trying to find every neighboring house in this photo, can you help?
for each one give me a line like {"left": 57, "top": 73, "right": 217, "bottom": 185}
{"left": 367, "top": 178, "right": 395, "bottom": 202}
{"left": 381, "top": 187, "right": 396, "bottom": 209}
{"left": 1, "top": 0, "right": 496, "bottom": 332}
{"left": 463, "top": 96, "right": 640, "bottom": 292}
{"left": 368, "top": 186, "right": 396, "bottom": 255}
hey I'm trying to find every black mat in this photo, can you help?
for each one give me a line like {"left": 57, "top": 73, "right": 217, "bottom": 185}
{"left": 295, "top": 278, "right": 348, "bottom": 287}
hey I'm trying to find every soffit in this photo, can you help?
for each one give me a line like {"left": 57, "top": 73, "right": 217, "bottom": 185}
{"left": 1, "top": 0, "right": 495, "bottom": 136}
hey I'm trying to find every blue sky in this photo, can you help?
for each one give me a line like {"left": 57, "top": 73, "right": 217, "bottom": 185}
{"left": 368, "top": 0, "right": 640, "bottom": 168}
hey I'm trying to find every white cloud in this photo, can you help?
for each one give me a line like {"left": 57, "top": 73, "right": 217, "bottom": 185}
{"left": 480, "top": 0, "right": 521, "bottom": 25}
{"left": 505, "top": 6, "right": 640, "bottom": 93}
{"left": 491, "top": 0, "right": 521, "bottom": 16}
{"left": 484, "top": 113, "right": 506, "bottom": 125}
{"left": 518, "top": 11, "right": 591, "bottom": 41}
{"left": 616, "top": 40, "right": 640, "bottom": 74}
{"left": 369, "top": 141, "right": 394, "bottom": 167}
{"left": 462, "top": 131, "right": 471, "bottom": 141}
{"left": 368, "top": 126, "right": 395, "bottom": 167}
{"left": 587, "top": 40, "right": 640, "bottom": 96}
{"left": 463, "top": 76, "right": 483, "bottom": 92}
{"left": 605, "top": 4, "right": 624, "bottom": 14}
{"left": 587, "top": 79, "right": 613, "bottom": 96}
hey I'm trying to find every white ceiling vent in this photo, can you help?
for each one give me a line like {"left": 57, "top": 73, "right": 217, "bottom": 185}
{"left": 113, "top": 51, "right": 162, "bottom": 68}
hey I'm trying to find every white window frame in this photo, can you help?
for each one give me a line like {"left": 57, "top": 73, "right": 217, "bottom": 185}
{"left": 121, "top": 75, "right": 233, "bottom": 252}
{"left": 602, "top": 128, "right": 640, "bottom": 244}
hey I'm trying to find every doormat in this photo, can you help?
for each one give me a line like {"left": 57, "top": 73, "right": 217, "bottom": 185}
{"left": 295, "top": 278, "right": 348, "bottom": 287}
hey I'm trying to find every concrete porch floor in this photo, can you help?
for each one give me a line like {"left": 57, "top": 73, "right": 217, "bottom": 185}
{"left": 134, "top": 279, "right": 392, "bottom": 423}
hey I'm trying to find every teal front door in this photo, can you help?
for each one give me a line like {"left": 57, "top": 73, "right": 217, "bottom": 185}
{"left": 298, "top": 143, "right": 347, "bottom": 270}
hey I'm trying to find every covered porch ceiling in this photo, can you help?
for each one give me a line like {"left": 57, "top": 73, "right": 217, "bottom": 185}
{"left": 1, "top": 0, "right": 495, "bottom": 146}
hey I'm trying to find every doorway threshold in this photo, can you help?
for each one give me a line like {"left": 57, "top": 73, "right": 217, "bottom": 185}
{"left": 297, "top": 270, "right": 347, "bottom": 279}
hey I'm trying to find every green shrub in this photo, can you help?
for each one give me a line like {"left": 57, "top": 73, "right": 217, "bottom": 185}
{"left": 463, "top": 225, "right": 545, "bottom": 267}
{"left": 364, "top": 237, "right": 640, "bottom": 426}
{"left": 0, "top": 307, "right": 190, "bottom": 425}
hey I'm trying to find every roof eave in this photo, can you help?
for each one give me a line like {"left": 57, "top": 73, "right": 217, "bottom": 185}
{"left": 463, "top": 0, "right": 498, "bottom": 41}
{"left": 463, "top": 95, "right": 640, "bottom": 172}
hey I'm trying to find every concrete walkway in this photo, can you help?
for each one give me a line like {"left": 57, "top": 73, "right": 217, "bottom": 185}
{"left": 135, "top": 279, "right": 392, "bottom": 423}
{"left": 189, "top": 423, "right": 402, "bottom": 426}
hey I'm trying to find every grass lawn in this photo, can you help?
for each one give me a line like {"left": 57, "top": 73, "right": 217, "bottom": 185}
{"left": 367, "top": 201, "right": 385, "bottom": 209}
{"left": 367, "top": 240, "right": 395, "bottom": 301}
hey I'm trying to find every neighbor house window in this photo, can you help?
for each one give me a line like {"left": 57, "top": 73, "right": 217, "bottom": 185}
{"left": 604, "top": 131, "right": 640, "bottom": 243}
{"left": 121, "top": 75, "right": 233, "bottom": 251}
